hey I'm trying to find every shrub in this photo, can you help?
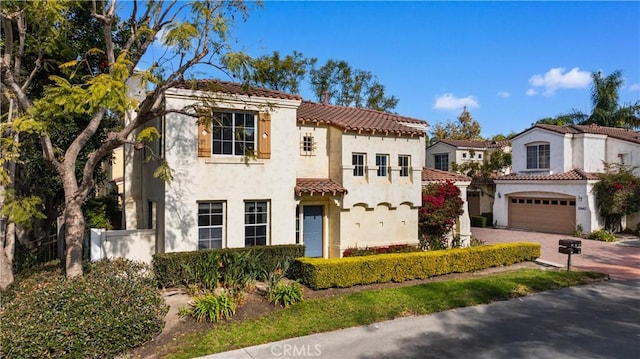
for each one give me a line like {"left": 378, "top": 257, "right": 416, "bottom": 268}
{"left": 291, "top": 242, "right": 540, "bottom": 289}
{"left": 153, "top": 244, "right": 305, "bottom": 288}
{"left": 1, "top": 259, "right": 167, "bottom": 358}
{"left": 469, "top": 236, "right": 486, "bottom": 247}
{"left": 342, "top": 244, "right": 421, "bottom": 257}
{"left": 419, "top": 181, "right": 464, "bottom": 249}
{"left": 588, "top": 229, "right": 617, "bottom": 242}
{"left": 470, "top": 215, "right": 487, "bottom": 228}
{"left": 268, "top": 281, "right": 304, "bottom": 307}
{"left": 186, "top": 291, "right": 236, "bottom": 322}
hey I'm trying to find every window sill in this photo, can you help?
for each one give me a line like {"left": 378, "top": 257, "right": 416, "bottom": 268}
{"left": 204, "top": 156, "right": 265, "bottom": 165}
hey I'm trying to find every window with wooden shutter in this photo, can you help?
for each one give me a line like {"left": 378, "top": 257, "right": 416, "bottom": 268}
{"left": 257, "top": 112, "right": 271, "bottom": 159}
{"left": 197, "top": 122, "right": 211, "bottom": 157}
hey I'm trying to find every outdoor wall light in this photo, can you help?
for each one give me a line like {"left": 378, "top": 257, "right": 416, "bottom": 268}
{"left": 498, "top": 192, "right": 502, "bottom": 198}
{"left": 578, "top": 194, "right": 583, "bottom": 201}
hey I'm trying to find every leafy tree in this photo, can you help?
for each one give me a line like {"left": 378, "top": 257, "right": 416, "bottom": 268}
{"left": 536, "top": 70, "right": 640, "bottom": 129}
{"left": 1, "top": 0, "right": 254, "bottom": 281}
{"left": 239, "top": 51, "right": 316, "bottom": 94}
{"left": 430, "top": 107, "right": 482, "bottom": 143}
{"left": 592, "top": 163, "right": 640, "bottom": 232}
{"left": 309, "top": 59, "right": 399, "bottom": 112}
{"left": 419, "top": 181, "right": 464, "bottom": 250}
{"left": 451, "top": 149, "right": 512, "bottom": 179}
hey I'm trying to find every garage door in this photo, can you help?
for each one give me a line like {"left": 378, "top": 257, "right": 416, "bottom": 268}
{"left": 508, "top": 197, "right": 576, "bottom": 234}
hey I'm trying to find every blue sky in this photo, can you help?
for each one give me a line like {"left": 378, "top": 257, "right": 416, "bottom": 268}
{"left": 140, "top": 1, "right": 640, "bottom": 138}
{"left": 228, "top": 1, "right": 640, "bottom": 138}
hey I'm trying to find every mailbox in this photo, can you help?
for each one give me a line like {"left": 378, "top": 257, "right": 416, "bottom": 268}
{"left": 559, "top": 239, "right": 582, "bottom": 254}
{"left": 558, "top": 239, "right": 582, "bottom": 270}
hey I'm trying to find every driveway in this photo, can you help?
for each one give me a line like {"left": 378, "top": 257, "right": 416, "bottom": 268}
{"left": 472, "top": 227, "right": 640, "bottom": 280}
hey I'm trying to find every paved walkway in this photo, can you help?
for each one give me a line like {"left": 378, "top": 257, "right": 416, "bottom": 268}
{"left": 201, "top": 280, "right": 640, "bottom": 359}
{"left": 472, "top": 227, "right": 640, "bottom": 280}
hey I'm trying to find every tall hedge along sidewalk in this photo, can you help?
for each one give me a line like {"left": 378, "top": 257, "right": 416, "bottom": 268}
{"left": 292, "top": 242, "right": 541, "bottom": 289}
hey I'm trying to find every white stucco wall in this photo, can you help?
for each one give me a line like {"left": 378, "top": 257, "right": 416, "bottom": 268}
{"left": 425, "top": 142, "right": 454, "bottom": 168}
{"left": 512, "top": 129, "right": 569, "bottom": 174}
{"left": 493, "top": 180, "right": 600, "bottom": 232}
{"left": 339, "top": 203, "right": 419, "bottom": 253}
{"left": 159, "top": 89, "right": 301, "bottom": 252}
{"left": 605, "top": 138, "right": 640, "bottom": 175}
{"left": 296, "top": 124, "right": 330, "bottom": 178}
{"left": 572, "top": 133, "right": 607, "bottom": 172}
{"left": 341, "top": 133, "right": 424, "bottom": 208}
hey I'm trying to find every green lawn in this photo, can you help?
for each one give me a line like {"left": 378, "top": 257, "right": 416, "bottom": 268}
{"left": 168, "top": 269, "right": 606, "bottom": 358}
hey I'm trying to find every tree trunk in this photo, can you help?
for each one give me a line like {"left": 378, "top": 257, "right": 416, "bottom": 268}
{"left": 64, "top": 198, "right": 85, "bottom": 278}
{"left": 0, "top": 245, "right": 14, "bottom": 290}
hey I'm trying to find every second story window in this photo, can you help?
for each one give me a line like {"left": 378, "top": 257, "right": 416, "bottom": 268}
{"left": 353, "top": 153, "right": 365, "bottom": 177}
{"left": 398, "top": 155, "right": 410, "bottom": 177}
{"left": 376, "top": 154, "right": 389, "bottom": 177}
{"left": 301, "top": 134, "right": 315, "bottom": 155}
{"left": 212, "top": 112, "right": 255, "bottom": 156}
{"left": 434, "top": 153, "right": 449, "bottom": 171}
{"left": 526, "top": 143, "right": 550, "bottom": 169}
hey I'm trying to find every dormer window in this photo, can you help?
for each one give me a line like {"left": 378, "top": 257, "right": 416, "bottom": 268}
{"left": 526, "top": 143, "right": 550, "bottom": 169}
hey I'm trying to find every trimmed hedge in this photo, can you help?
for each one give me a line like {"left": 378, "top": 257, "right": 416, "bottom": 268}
{"left": 291, "top": 242, "right": 540, "bottom": 289}
{"left": 470, "top": 215, "right": 487, "bottom": 227}
{"left": 153, "top": 244, "right": 305, "bottom": 288}
{"left": 1, "top": 259, "right": 167, "bottom": 358}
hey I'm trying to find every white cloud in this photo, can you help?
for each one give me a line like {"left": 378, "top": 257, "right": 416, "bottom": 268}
{"left": 629, "top": 83, "right": 640, "bottom": 91}
{"left": 528, "top": 67, "right": 591, "bottom": 95}
{"left": 497, "top": 91, "right": 511, "bottom": 98}
{"left": 526, "top": 88, "right": 538, "bottom": 96}
{"left": 433, "top": 93, "right": 479, "bottom": 110}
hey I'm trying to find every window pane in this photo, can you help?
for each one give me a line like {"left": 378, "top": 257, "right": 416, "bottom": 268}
{"left": 198, "top": 215, "right": 210, "bottom": 227}
{"left": 199, "top": 241, "right": 211, "bottom": 250}
{"left": 198, "top": 228, "right": 210, "bottom": 240}
{"left": 210, "top": 239, "right": 222, "bottom": 249}
{"left": 211, "top": 214, "right": 223, "bottom": 226}
{"left": 223, "top": 142, "right": 232, "bottom": 154}
{"left": 211, "top": 227, "right": 222, "bottom": 239}
{"left": 256, "top": 225, "right": 266, "bottom": 236}
{"left": 255, "top": 237, "right": 267, "bottom": 246}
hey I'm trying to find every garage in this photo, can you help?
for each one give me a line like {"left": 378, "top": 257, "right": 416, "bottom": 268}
{"left": 508, "top": 196, "right": 576, "bottom": 234}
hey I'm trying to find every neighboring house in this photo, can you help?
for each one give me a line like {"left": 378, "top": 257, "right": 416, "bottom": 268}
{"left": 421, "top": 168, "right": 472, "bottom": 246}
{"left": 426, "top": 139, "right": 511, "bottom": 216}
{"left": 122, "top": 81, "right": 428, "bottom": 259}
{"left": 493, "top": 124, "right": 640, "bottom": 234}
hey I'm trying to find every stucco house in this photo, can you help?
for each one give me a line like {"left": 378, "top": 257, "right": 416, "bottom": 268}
{"left": 123, "top": 80, "right": 428, "bottom": 259}
{"left": 425, "top": 139, "right": 511, "bottom": 216}
{"left": 421, "top": 168, "right": 472, "bottom": 246}
{"left": 493, "top": 124, "right": 640, "bottom": 234}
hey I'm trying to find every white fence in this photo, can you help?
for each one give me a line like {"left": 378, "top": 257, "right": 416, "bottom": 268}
{"left": 90, "top": 228, "right": 156, "bottom": 264}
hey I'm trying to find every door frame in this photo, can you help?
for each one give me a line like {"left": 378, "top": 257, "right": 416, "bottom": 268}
{"left": 299, "top": 202, "right": 327, "bottom": 258}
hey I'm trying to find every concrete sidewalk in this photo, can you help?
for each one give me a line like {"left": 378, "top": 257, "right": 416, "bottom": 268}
{"left": 200, "top": 280, "right": 640, "bottom": 359}
{"left": 472, "top": 228, "right": 640, "bottom": 280}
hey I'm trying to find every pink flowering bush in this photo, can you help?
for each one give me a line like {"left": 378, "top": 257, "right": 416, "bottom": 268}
{"left": 419, "top": 181, "right": 464, "bottom": 250}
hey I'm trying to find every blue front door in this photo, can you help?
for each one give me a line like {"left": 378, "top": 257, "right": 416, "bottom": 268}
{"left": 303, "top": 206, "right": 323, "bottom": 257}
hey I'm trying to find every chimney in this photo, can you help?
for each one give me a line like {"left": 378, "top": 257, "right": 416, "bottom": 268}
{"left": 324, "top": 91, "right": 328, "bottom": 106}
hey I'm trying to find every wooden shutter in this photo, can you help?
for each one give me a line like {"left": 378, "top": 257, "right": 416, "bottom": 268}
{"left": 197, "top": 122, "right": 211, "bottom": 157}
{"left": 257, "top": 112, "right": 271, "bottom": 159}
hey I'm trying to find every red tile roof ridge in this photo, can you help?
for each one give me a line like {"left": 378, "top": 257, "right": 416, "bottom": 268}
{"left": 434, "top": 138, "right": 511, "bottom": 149}
{"left": 496, "top": 169, "right": 601, "bottom": 181}
{"left": 298, "top": 101, "right": 427, "bottom": 137}
{"left": 172, "top": 79, "right": 303, "bottom": 101}
{"left": 295, "top": 178, "right": 348, "bottom": 196}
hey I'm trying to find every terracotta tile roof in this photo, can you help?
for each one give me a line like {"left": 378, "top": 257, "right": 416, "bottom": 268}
{"left": 422, "top": 167, "right": 471, "bottom": 182}
{"left": 522, "top": 124, "right": 640, "bottom": 144}
{"left": 433, "top": 139, "right": 511, "bottom": 149}
{"left": 172, "top": 80, "right": 302, "bottom": 101}
{"left": 297, "top": 101, "right": 427, "bottom": 137}
{"left": 495, "top": 169, "right": 601, "bottom": 181}
{"left": 295, "top": 178, "right": 348, "bottom": 196}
